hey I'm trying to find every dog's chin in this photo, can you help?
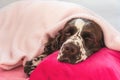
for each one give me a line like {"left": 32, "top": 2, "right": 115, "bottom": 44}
{"left": 57, "top": 57, "right": 84, "bottom": 64}
{"left": 57, "top": 52, "right": 88, "bottom": 64}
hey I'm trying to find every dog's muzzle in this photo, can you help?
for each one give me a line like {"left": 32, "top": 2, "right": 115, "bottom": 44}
{"left": 58, "top": 43, "right": 80, "bottom": 63}
{"left": 57, "top": 34, "right": 88, "bottom": 64}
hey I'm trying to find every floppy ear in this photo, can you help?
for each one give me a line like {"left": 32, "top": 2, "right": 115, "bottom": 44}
{"left": 91, "top": 33, "right": 105, "bottom": 54}
{"left": 100, "top": 33, "right": 105, "bottom": 47}
{"left": 50, "top": 33, "right": 62, "bottom": 50}
{"left": 43, "top": 38, "right": 54, "bottom": 55}
{"left": 43, "top": 33, "right": 62, "bottom": 55}
{"left": 95, "top": 23, "right": 105, "bottom": 48}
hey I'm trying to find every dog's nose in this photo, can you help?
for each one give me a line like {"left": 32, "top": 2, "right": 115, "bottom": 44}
{"left": 62, "top": 43, "right": 79, "bottom": 55}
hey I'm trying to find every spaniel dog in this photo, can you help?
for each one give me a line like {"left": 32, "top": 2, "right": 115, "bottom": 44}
{"left": 24, "top": 18, "right": 105, "bottom": 76}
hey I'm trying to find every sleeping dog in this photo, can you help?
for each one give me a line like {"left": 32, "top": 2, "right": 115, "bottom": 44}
{"left": 24, "top": 18, "right": 105, "bottom": 76}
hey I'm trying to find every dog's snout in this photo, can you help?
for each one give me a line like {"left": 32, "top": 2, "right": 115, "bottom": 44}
{"left": 62, "top": 43, "right": 79, "bottom": 55}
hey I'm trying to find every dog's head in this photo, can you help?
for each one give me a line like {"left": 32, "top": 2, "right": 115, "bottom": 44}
{"left": 57, "top": 18, "right": 105, "bottom": 64}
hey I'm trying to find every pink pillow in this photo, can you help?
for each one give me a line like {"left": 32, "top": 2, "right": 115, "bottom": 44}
{"left": 30, "top": 48, "right": 120, "bottom": 80}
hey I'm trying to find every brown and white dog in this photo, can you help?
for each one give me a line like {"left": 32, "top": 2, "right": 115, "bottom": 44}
{"left": 58, "top": 18, "right": 105, "bottom": 63}
{"left": 24, "top": 18, "right": 105, "bottom": 76}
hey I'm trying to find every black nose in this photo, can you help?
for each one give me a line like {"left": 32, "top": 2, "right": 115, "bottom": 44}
{"left": 62, "top": 43, "right": 79, "bottom": 55}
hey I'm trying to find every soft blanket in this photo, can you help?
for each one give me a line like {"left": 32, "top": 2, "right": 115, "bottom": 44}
{"left": 30, "top": 48, "right": 120, "bottom": 80}
{"left": 0, "top": 0, "right": 120, "bottom": 80}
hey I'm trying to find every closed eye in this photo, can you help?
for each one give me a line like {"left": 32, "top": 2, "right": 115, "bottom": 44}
{"left": 81, "top": 32, "right": 96, "bottom": 49}
{"left": 82, "top": 32, "right": 94, "bottom": 40}
{"left": 64, "top": 26, "right": 77, "bottom": 36}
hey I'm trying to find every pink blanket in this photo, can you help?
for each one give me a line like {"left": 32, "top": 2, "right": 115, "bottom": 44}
{"left": 30, "top": 48, "right": 120, "bottom": 80}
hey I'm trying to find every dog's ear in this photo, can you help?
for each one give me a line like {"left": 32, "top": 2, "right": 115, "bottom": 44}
{"left": 94, "top": 23, "right": 105, "bottom": 48}
{"left": 43, "top": 33, "right": 62, "bottom": 55}
{"left": 43, "top": 38, "right": 54, "bottom": 54}
{"left": 51, "top": 33, "right": 62, "bottom": 50}
{"left": 100, "top": 33, "right": 105, "bottom": 47}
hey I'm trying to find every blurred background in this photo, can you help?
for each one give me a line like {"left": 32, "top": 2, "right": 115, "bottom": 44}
{"left": 0, "top": 0, "right": 119, "bottom": 31}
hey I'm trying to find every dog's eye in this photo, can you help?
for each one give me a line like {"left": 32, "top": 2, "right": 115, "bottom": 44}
{"left": 82, "top": 32, "right": 95, "bottom": 48}
{"left": 82, "top": 32, "right": 94, "bottom": 41}
{"left": 65, "top": 27, "right": 77, "bottom": 36}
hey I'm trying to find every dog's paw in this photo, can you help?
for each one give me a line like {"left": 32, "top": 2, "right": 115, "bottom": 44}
{"left": 24, "top": 54, "right": 47, "bottom": 76}
{"left": 24, "top": 60, "right": 36, "bottom": 76}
